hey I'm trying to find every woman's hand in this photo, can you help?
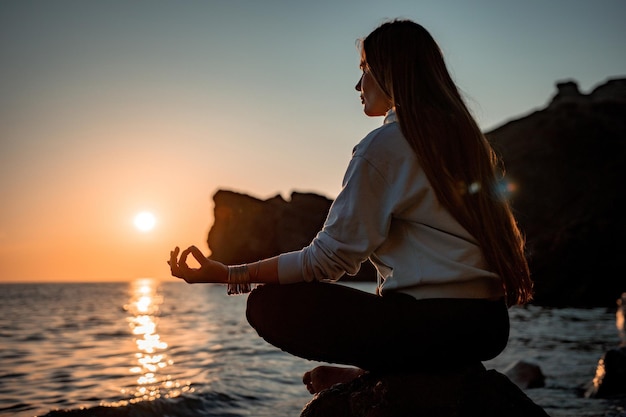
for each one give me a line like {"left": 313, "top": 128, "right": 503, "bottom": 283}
{"left": 168, "top": 246, "right": 228, "bottom": 284}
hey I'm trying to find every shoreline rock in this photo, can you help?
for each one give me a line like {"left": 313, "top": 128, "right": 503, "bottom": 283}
{"left": 300, "top": 365, "right": 549, "bottom": 417}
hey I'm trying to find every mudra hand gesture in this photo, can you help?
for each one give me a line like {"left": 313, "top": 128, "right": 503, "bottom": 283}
{"left": 168, "top": 246, "right": 228, "bottom": 284}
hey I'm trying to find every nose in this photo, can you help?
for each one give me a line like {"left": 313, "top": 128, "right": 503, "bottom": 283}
{"left": 355, "top": 75, "right": 362, "bottom": 92}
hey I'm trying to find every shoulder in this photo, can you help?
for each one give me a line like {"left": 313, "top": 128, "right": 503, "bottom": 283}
{"left": 353, "top": 122, "right": 414, "bottom": 166}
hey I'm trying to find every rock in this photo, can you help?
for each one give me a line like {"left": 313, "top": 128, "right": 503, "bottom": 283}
{"left": 617, "top": 293, "right": 626, "bottom": 346}
{"left": 585, "top": 346, "right": 626, "bottom": 399}
{"left": 300, "top": 365, "right": 549, "bottom": 417}
{"left": 585, "top": 294, "right": 626, "bottom": 399}
{"left": 485, "top": 77, "right": 626, "bottom": 307}
{"left": 503, "top": 360, "right": 545, "bottom": 389}
{"left": 207, "top": 189, "right": 332, "bottom": 264}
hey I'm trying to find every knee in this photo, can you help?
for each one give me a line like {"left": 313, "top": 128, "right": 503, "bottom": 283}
{"left": 245, "top": 284, "right": 281, "bottom": 333}
{"left": 245, "top": 285, "right": 265, "bottom": 329}
{"left": 246, "top": 282, "right": 317, "bottom": 335}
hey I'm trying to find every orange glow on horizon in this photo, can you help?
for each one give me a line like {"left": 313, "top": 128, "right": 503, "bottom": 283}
{"left": 0, "top": 196, "right": 215, "bottom": 282}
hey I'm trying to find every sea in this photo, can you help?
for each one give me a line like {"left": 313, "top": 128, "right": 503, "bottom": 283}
{"left": 1, "top": 279, "right": 625, "bottom": 417}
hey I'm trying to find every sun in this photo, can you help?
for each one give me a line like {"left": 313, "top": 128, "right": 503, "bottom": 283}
{"left": 134, "top": 211, "right": 156, "bottom": 232}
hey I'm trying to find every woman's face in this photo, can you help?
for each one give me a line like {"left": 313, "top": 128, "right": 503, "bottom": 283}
{"left": 355, "top": 60, "right": 392, "bottom": 117}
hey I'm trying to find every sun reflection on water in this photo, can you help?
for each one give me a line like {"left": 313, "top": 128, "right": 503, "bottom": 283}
{"left": 120, "top": 278, "right": 192, "bottom": 404}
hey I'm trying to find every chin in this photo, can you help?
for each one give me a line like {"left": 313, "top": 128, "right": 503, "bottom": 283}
{"left": 364, "top": 109, "right": 386, "bottom": 117}
{"left": 362, "top": 103, "right": 389, "bottom": 117}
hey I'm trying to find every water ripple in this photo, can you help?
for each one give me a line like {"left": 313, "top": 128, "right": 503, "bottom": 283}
{"left": 0, "top": 282, "right": 621, "bottom": 417}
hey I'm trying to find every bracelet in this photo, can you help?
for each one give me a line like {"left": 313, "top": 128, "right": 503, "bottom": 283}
{"left": 251, "top": 261, "right": 261, "bottom": 281}
{"left": 227, "top": 264, "right": 251, "bottom": 295}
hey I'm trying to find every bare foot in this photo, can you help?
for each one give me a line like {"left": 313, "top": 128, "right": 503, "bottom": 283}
{"left": 302, "top": 365, "right": 365, "bottom": 394}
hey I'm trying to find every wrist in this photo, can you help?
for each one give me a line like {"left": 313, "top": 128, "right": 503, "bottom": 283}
{"left": 227, "top": 264, "right": 251, "bottom": 295}
{"left": 218, "top": 263, "right": 229, "bottom": 283}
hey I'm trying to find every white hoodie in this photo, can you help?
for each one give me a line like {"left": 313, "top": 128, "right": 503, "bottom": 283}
{"left": 277, "top": 110, "right": 503, "bottom": 300}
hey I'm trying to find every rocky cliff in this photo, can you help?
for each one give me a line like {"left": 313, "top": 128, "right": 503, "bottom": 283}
{"left": 207, "top": 190, "right": 332, "bottom": 265}
{"left": 207, "top": 77, "right": 626, "bottom": 307}
{"left": 485, "top": 77, "right": 626, "bottom": 306}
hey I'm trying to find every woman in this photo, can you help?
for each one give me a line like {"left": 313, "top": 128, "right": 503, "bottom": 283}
{"left": 169, "top": 19, "right": 533, "bottom": 395}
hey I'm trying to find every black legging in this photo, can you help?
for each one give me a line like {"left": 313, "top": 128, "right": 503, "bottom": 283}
{"left": 246, "top": 281, "right": 509, "bottom": 373}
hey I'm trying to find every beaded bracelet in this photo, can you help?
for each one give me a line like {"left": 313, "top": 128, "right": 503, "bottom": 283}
{"left": 227, "top": 264, "right": 251, "bottom": 295}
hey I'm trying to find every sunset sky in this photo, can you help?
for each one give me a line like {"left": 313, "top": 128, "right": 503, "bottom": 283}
{"left": 1, "top": 0, "right": 624, "bottom": 282}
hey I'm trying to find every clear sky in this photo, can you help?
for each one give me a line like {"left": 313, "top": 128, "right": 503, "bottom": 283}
{"left": 1, "top": 0, "right": 624, "bottom": 282}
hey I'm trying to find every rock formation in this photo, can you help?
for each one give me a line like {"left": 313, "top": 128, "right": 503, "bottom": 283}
{"left": 299, "top": 364, "right": 549, "bottom": 417}
{"left": 485, "top": 77, "right": 626, "bottom": 307}
{"left": 208, "top": 190, "right": 332, "bottom": 264}
{"left": 503, "top": 360, "right": 545, "bottom": 389}
{"left": 585, "top": 293, "right": 626, "bottom": 400}
{"left": 586, "top": 346, "right": 626, "bottom": 399}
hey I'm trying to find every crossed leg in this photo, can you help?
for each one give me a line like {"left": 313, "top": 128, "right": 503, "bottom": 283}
{"left": 246, "top": 282, "right": 510, "bottom": 396}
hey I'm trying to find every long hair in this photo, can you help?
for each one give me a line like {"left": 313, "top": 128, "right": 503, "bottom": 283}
{"left": 362, "top": 19, "right": 533, "bottom": 306}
